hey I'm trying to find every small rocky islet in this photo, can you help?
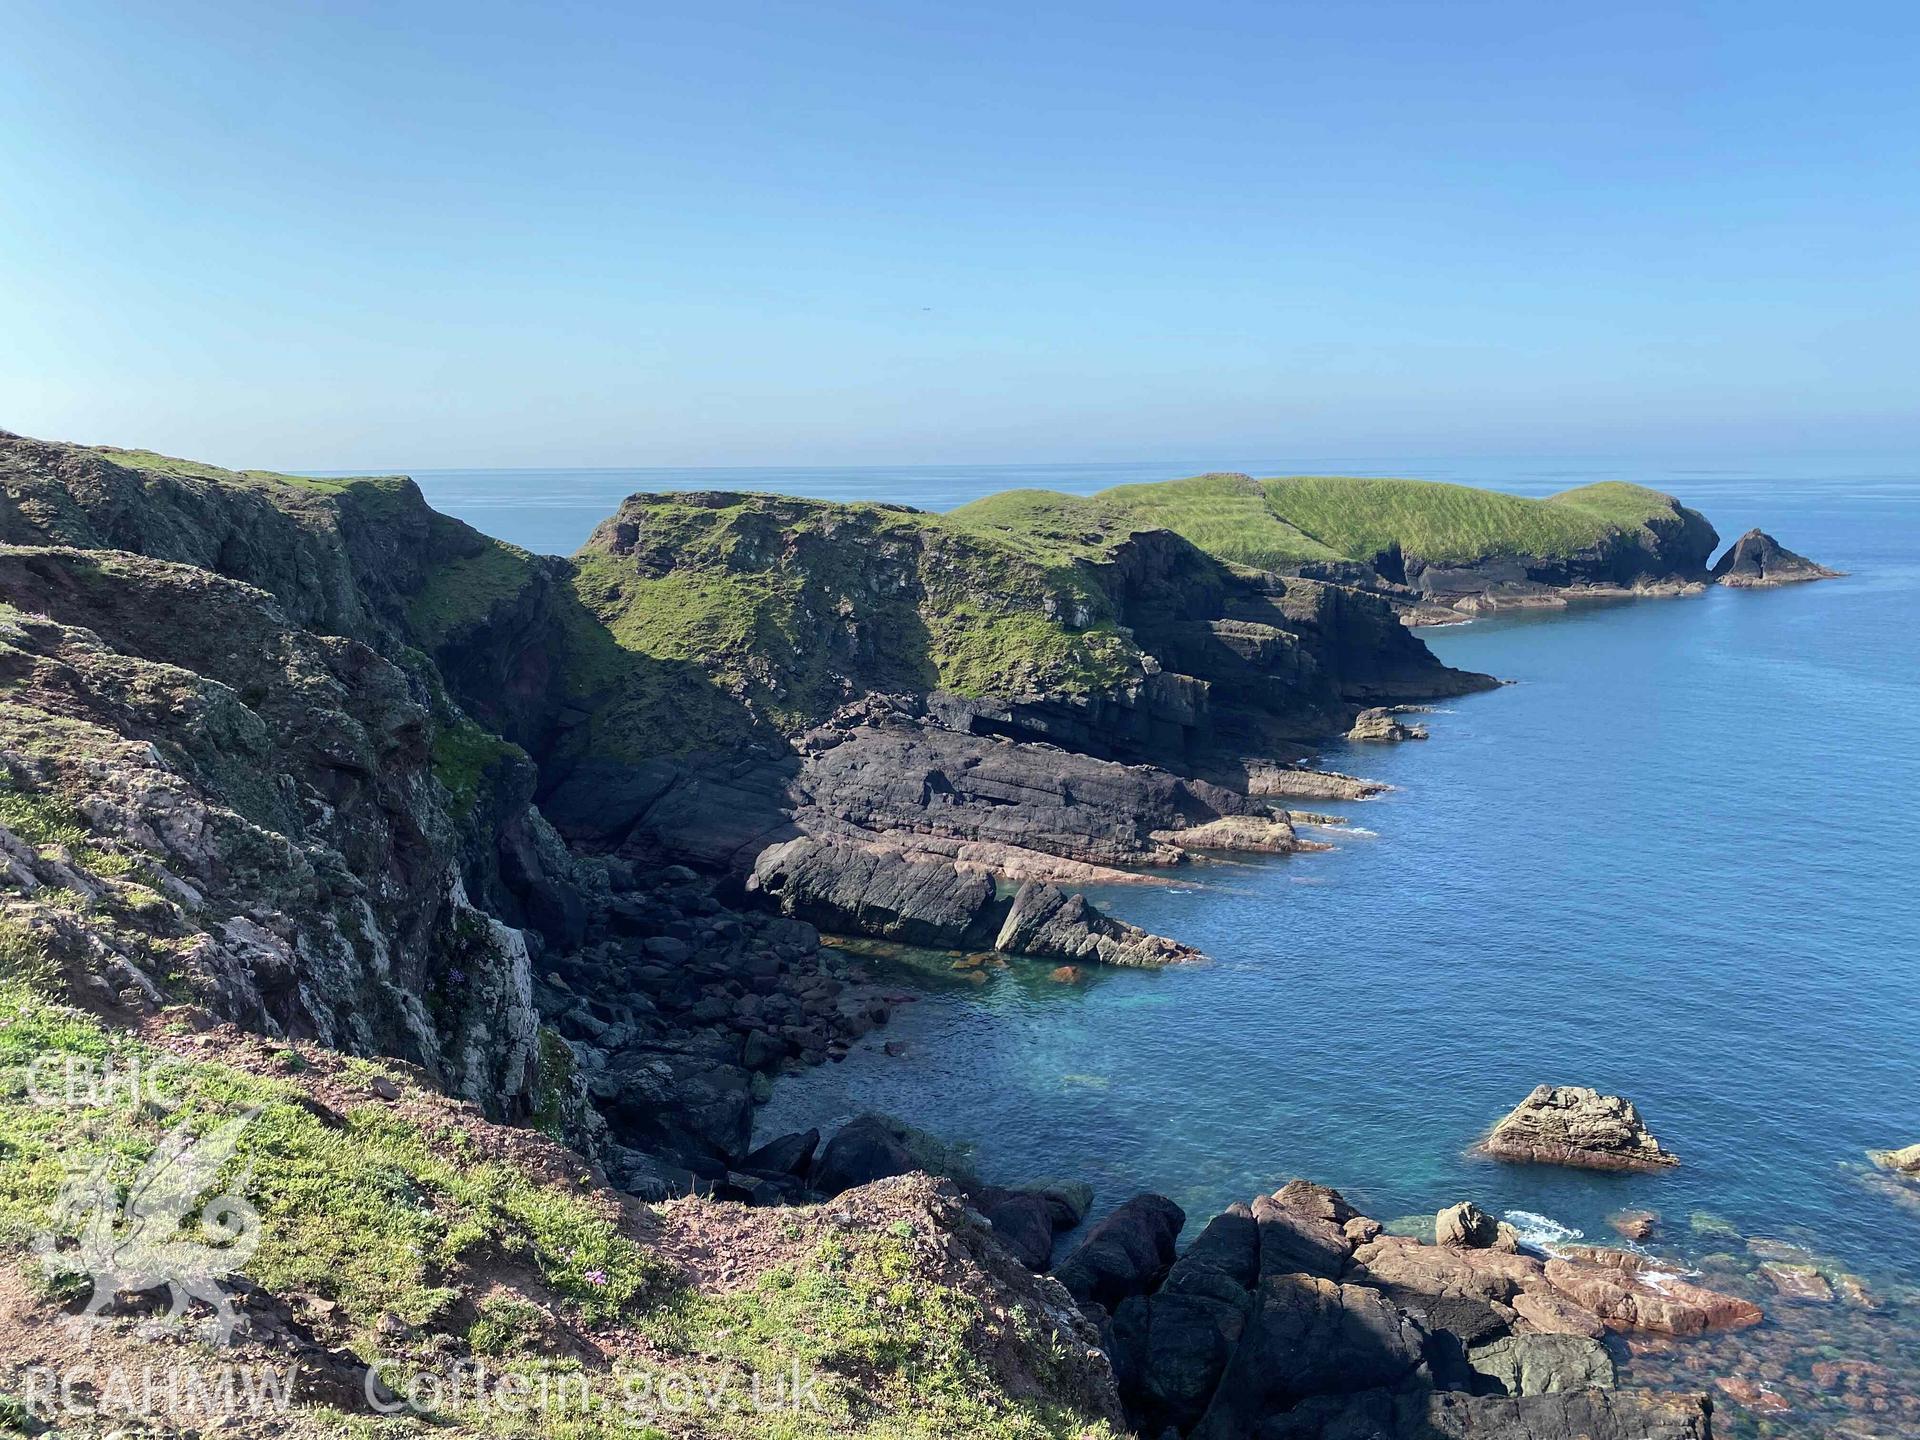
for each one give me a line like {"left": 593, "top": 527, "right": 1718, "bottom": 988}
{"left": 0, "top": 430, "right": 1865, "bottom": 1437}
{"left": 1483, "top": 1084, "right": 1682, "bottom": 1173}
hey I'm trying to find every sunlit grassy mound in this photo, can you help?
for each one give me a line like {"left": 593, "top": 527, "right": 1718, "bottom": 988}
{"left": 952, "top": 472, "right": 1705, "bottom": 574}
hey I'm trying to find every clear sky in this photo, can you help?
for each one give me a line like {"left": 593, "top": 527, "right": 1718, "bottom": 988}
{"left": 3, "top": 0, "right": 1916, "bottom": 469}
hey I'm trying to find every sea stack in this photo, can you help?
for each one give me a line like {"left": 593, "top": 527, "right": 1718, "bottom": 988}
{"left": 1484, "top": 1085, "right": 1679, "bottom": 1172}
{"left": 1710, "top": 528, "right": 1842, "bottom": 587}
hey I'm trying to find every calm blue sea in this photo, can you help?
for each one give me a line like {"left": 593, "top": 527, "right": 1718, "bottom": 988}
{"left": 398, "top": 455, "right": 1920, "bottom": 1428}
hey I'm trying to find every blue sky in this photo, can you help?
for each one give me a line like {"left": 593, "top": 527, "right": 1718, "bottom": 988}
{"left": 2, "top": 0, "right": 1916, "bottom": 468}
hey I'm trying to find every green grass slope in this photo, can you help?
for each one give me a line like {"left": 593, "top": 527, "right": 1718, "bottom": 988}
{"left": 1259, "top": 476, "right": 1688, "bottom": 565}
{"left": 953, "top": 472, "right": 1699, "bottom": 573}
{"left": 90, "top": 447, "right": 389, "bottom": 494}
{"left": 566, "top": 492, "right": 1142, "bottom": 739}
{"left": 0, "top": 986, "right": 1122, "bottom": 1439}
{"left": 951, "top": 474, "right": 1342, "bottom": 571}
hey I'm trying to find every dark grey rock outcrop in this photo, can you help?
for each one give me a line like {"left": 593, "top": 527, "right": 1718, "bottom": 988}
{"left": 793, "top": 702, "right": 1292, "bottom": 872}
{"left": 1190, "top": 1272, "right": 1429, "bottom": 1438}
{"left": 1054, "top": 1193, "right": 1187, "bottom": 1311}
{"left": 1105, "top": 1179, "right": 1724, "bottom": 1440}
{"left": 0, "top": 547, "right": 543, "bottom": 1111}
{"left": 1711, "top": 527, "right": 1843, "bottom": 587}
{"left": 810, "top": 1114, "right": 925, "bottom": 1195}
{"left": 994, "top": 880, "right": 1200, "bottom": 967}
{"left": 748, "top": 836, "right": 1204, "bottom": 967}
{"left": 1467, "top": 1333, "right": 1616, "bottom": 1395}
{"left": 1110, "top": 1205, "right": 1260, "bottom": 1433}
{"left": 748, "top": 837, "right": 1000, "bottom": 950}
{"left": 982, "top": 1193, "right": 1060, "bottom": 1270}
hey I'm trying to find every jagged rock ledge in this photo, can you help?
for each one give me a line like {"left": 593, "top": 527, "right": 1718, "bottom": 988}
{"left": 1067, "top": 1178, "right": 1736, "bottom": 1440}
{"left": 749, "top": 836, "right": 1203, "bottom": 968}
{"left": 725, "top": 1110, "right": 1752, "bottom": 1439}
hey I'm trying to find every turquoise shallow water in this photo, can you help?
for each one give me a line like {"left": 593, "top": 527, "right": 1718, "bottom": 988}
{"left": 406, "top": 456, "right": 1920, "bottom": 1432}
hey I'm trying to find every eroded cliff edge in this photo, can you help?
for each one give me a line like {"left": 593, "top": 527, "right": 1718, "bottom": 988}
{"left": 0, "top": 430, "right": 1840, "bottom": 1436}
{"left": 0, "top": 433, "right": 1489, "bottom": 1165}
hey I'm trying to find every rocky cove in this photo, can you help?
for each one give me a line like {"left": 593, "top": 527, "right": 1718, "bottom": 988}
{"left": 1, "top": 434, "right": 1912, "bottom": 1440}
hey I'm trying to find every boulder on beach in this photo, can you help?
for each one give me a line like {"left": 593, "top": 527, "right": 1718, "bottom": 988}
{"left": 1710, "top": 528, "right": 1842, "bottom": 587}
{"left": 1484, "top": 1085, "right": 1679, "bottom": 1172}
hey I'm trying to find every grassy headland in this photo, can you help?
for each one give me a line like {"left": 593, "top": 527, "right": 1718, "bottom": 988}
{"left": 952, "top": 472, "right": 1701, "bottom": 571}
{"left": 565, "top": 491, "right": 1143, "bottom": 737}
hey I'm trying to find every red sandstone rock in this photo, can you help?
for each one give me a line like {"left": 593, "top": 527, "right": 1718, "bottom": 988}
{"left": 1351, "top": 1234, "right": 1546, "bottom": 1302}
{"left": 1544, "top": 1249, "right": 1763, "bottom": 1335}
{"left": 1510, "top": 1285, "right": 1608, "bottom": 1339}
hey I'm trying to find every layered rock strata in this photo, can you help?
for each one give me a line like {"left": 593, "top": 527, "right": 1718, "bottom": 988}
{"left": 1485, "top": 1085, "right": 1680, "bottom": 1172}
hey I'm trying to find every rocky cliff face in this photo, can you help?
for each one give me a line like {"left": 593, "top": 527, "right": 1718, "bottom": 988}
{"left": 374, "top": 480, "right": 1497, "bottom": 984}
{"left": 1078, "top": 528, "right": 1495, "bottom": 757}
{"left": 0, "top": 545, "right": 542, "bottom": 1110}
{"left": 3, "top": 434, "right": 1477, "bottom": 1175}
{"left": 0, "top": 436, "right": 917, "bottom": 1178}
{"left": 1394, "top": 493, "right": 1722, "bottom": 614}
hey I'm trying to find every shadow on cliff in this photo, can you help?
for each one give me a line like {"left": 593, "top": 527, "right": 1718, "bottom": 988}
{"left": 425, "top": 560, "right": 804, "bottom": 870}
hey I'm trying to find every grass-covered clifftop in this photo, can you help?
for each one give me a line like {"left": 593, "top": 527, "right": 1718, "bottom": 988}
{"left": 568, "top": 491, "right": 1142, "bottom": 737}
{"left": 0, "top": 430, "right": 535, "bottom": 649}
{"left": 0, "top": 987, "right": 1124, "bottom": 1439}
{"left": 951, "top": 471, "right": 1717, "bottom": 578}
{"left": 0, "top": 434, "right": 1500, "bottom": 780}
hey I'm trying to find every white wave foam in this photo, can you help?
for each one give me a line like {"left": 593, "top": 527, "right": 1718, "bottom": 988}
{"left": 1502, "top": 1210, "right": 1584, "bottom": 1252}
